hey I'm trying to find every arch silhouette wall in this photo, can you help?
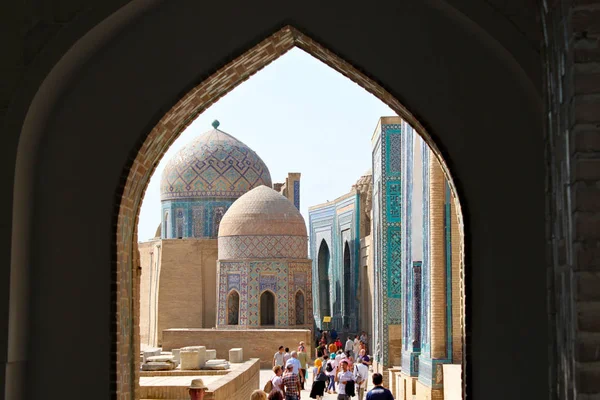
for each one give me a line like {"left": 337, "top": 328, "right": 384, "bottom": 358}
{"left": 5, "top": 1, "right": 546, "bottom": 399}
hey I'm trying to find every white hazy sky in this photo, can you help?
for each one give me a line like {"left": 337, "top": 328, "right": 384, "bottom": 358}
{"left": 137, "top": 47, "right": 396, "bottom": 241}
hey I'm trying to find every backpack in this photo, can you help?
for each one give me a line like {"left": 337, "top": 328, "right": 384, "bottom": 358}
{"left": 354, "top": 364, "right": 364, "bottom": 384}
{"left": 263, "top": 377, "right": 274, "bottom": 393}
{"left": 315, "top": 368, "right": 328, "bottom": 382}
{"left": 326, "top": 361, "right": 333, "bottom": 372}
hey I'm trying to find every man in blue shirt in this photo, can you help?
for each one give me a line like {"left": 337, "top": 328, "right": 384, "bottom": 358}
{"left": 366, "top": 373, "right": 394, "bottom": 400}
{"left": 285, "top": 351, "right": 302, "bottom": 376}
{"left": 330, "top": 328, "right": 338, "bottom": 343}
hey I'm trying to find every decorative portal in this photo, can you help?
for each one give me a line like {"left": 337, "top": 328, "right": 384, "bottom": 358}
{"left": 228, "top": 291, "right": 240, "bottom": 325}
{"left": 295, "top": 291, "right": 305, "bottom": 325}
{"left": 260, "top": 291, "right": 275, "bottom": 326}
{"left": 318, "top": 240, "right": 331, "bottom": 319}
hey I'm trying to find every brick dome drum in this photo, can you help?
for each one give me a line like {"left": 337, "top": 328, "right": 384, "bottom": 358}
{"left": 160, "top": 126, "right": 272, "bottom": 201}
{"left": 218, "top": 185, "right": 308, "bottom": 259}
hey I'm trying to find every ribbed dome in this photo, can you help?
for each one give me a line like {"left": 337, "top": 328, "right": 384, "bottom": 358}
{"left": 218, "top": 186, "right": 307, "bottom": 237}
{"left": 160, "top": 123, "right": 272, "bottom": 201}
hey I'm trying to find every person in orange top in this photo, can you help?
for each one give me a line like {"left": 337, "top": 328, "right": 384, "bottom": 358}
{"left": 328, "top": 341, "right": 337, "bottom": 354}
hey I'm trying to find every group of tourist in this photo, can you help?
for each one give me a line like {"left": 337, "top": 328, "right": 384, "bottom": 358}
{"left": 251, "top": 372, "right": 393, "bottom": 400}
{"left": 184, "top": 331, "right": 389, "bottom": 400}
{"left": 268, "top": 342, "right": 310, "bottom": 399}
{"left": 315, "top": 329, "right": 369, "bottom": 360}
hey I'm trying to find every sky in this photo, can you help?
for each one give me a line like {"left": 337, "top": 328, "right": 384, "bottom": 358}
{"left": 137, "top": 47, "right": 396, "bottom": 241}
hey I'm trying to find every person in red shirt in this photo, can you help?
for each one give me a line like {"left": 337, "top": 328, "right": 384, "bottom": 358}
{"left": 334, "top": 338, "right": 343, "bottom": 351}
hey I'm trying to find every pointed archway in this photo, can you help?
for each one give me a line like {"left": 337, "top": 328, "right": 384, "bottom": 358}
{"left": 114, "top": 25, "right": 466, "bottom": 398}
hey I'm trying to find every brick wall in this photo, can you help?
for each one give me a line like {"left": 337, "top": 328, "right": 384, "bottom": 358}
{"left": 429, "top": 158, "right": 446, "bottom": 359}
{"left": 154, "top": 239, "right": 218, "bottom": 345}
{"left": 451, "top": 200, "right": 462, "bottom": 364}
{"left": 161, "top": 328, "right": 312, "bottom": 368}
{"left": 542, "top": 1, "right": 600, "bottom": 398}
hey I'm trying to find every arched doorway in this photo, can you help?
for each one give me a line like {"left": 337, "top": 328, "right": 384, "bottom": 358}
{"left": 317, "top": 240, "right": 331, "bottom": 322}
{"left": 343, "top": 241, "right": 351, "bottom": 327}
{"left": 260, "top": 291, "right": 275, "bottom": 326}
{"left": 227, "top": 290, "right": 240, "bottom": 325}
{"left": 295, "top": 290, "right": 305, "bottom": 325}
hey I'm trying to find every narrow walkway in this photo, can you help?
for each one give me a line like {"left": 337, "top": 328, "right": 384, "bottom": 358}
{"left": 259, "top": 368, "right": 345, "bottom": 400}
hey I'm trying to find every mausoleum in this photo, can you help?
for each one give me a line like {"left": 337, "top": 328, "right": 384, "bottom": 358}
{"left": 138, "top": 121, "right": 302, "bottom": 346}
{"left": 216, "top": 185, "right": 313, "bottom": 329}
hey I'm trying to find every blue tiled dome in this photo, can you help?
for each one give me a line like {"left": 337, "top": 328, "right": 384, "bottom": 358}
{"left": 160, "top": 124, "right": 272, "bottom": 201}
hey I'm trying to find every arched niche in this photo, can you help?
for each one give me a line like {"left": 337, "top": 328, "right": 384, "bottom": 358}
{"left": 317, "top": 240, "right": 331, "bottom": 321}
{"left": 227, "top": 290, "right": 240, "bottom": 325}
{"left": 260, "top": 290, "right": 276, "bottom": 326}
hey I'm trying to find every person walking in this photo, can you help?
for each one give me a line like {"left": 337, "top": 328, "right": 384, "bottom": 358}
{"left": 353, "top": 335, "right": 361, "bottom": 358}
{"left": 353, "top": 357, "right": 369, "bottom": 400}
{"left": 334, "top": 337, "right": 343, "bottom": 351}
{"left": 274, "top": 346, "right": 285, "bottom": 368}
{"left": 283, "top": 348, "right": 292, "bottom": 365}
{"left": 268, "top": 391, "right": 284, "bottom": 400}
{"left": 335, "top": 359, "right": 354, "bottom": 400}
{"left": 365, "top": 373, "right": 394, "bottom": 400}
{"left": 188, "top": 378, "right": 208, "bottom": 400}
{"left": 325, "top": 353, "right": 337, "bottom": 394}
{"left": 328, "top": 341, "right": 337, "bottom": 355}
{"left": 251, "top": 389, "right": 268, "bottom": 400}
{"left": 330, "top": 328, "right": 338, "bottom": 343}
{"left": 344, "top": 336, "right": 354, "bottom": 358}
{"left": 269, "top": 365, "right": 285, "bottom": 394}
{"left": 360, "top": 332, "right": 369, "bottom": 353}
{"left": 309, "top": 358, "right": 328, "bottom": 399}
{"left": 282, "top": 364, "right": 301, "bottom": 400}
{"left": 285, "top": 351, "right": 302, "bottom": 377}
{"left": 297, "top": 346, "right": 309, "bottom": 390}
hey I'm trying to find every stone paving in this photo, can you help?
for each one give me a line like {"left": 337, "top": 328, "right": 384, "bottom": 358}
{"left": 259, "top": 368, "right": 341, "bottom": 400}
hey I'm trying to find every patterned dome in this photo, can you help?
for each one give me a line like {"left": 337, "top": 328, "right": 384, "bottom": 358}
{"left": 218, "top": 186, "right": 308, "bottom": 260}
{"left": 218, "top": 186, "right": 307, "bottom": 237}
{"left": 160, "top": 123, "right": 272, "bottom": 201}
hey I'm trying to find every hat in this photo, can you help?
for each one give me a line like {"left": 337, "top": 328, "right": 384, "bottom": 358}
{"left": 189, "top": 378, "right": 208, "bottom": 390}
{"left": 286, "top": 363, "right": 294, "bottom": 369}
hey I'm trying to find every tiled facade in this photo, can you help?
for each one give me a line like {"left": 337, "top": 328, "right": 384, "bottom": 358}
{"left": 216, "top": 186, "right": 313, "bottom": 330}
{"left": 216, "top": 260, "right": 313, "bottom": 329}
{"left": 218, "top": 235, "right": 308, "bottom": 259}
{"left": 372, "top": 117, "right": 404, "bottom": 367}
{"left": 308, "top": 192, "right": 361, "bottom": 333}
{"left": 162, "top": 199, "right": 233, "bottom": 238}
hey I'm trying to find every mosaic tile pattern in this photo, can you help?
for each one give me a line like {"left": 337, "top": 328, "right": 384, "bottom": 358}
{"left": 218, "top": 235, "right": 308, "bottom": 259}
{"left": 308, "top": 195, "right": 360, "bottom": 332}
{"left": 160, "top": 128, "right": 272, "bottom": 200}
{"left": 373, "top": 122, "right": 404, "bottom": 366}
{"left": 216, "top": 260, "right": 312, "bottom": 328}
{"left": 162, "top": 200, "right": 233, "bottom": 238}
{"left": 293, "top": 180, "right": 300, "bottom": 210}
